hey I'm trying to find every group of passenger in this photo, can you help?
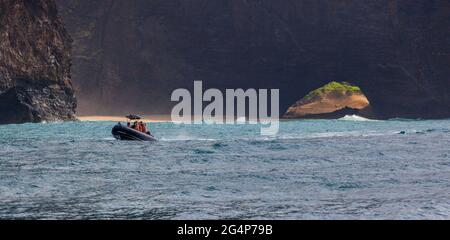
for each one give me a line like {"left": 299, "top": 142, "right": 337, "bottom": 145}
{"left": 127, "top": 121, "right": 150, "bottom": 134}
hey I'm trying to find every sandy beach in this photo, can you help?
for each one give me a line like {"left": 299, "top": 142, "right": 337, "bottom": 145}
{"left": 77, "top": 115, "right": 172, "bottom": 123}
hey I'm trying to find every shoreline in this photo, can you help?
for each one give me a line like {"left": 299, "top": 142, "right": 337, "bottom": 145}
{"left": 77, "top": 115, "right": 172, "bottom": 123}
{"left": 75, "top": 115, "right": 446, "bottom": 123}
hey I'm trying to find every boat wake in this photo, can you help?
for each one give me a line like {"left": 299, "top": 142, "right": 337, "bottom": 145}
{"left": 160, "top": 135, "right": 217, "bottom": 142}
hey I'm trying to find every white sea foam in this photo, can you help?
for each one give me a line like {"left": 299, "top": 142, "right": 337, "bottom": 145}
{"left": 338, "top": 115, "right": 375, "bottom": 121}
{"left": 40, "top": 120, "right": 64, "bottom": 124}
{"left": 276, "top": 130, "right": 397, "bottom": 140}
{"left": 102, "top": 137, "right": 116, "bottom": 141}
{"left": 236, "top": 117, "right": 247, "bottom": 124}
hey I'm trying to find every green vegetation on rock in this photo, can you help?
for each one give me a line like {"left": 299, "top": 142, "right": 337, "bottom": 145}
{"left": 303, "top": 81, "right": 362, "bottom": 101}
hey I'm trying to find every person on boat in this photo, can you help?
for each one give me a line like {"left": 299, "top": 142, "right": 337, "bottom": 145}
{"left": 141, "top": 122, "right": 148, "bottom": 133}
{"left": 131, "top": 121, "right": 138, "bottom": 130}
{"left": 137, "top": 121, "right": 142, "bottom": 132}
{"left": 125, "top": 118, "right": 150, "bottom": 135}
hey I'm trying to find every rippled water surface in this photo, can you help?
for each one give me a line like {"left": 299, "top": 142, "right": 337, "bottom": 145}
{"left": 0, "top": 117, "right": 449, "bottom": 219}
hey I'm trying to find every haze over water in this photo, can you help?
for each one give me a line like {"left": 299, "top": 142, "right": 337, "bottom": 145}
{"left": 0, "top": 117, "right": 449, "bottom": 219}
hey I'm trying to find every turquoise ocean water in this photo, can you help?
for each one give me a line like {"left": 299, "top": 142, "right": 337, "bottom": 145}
{"left": 0, "top": 116, "right": 449, "bottom": 219}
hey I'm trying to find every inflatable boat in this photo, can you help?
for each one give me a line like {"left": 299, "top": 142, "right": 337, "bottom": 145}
{"left": 112, "top": 115, "right": 157, "bottom": 141}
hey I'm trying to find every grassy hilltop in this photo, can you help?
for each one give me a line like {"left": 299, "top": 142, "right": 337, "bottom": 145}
{"left": 302, "top": 81, "right": 363, "bottom": 102}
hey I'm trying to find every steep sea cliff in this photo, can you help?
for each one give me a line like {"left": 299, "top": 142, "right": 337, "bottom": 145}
{"left": 0, "top": 0, "right": 76, "bottom": 124}
{"left": 58, "top": 0, "right": 450, "bottom": 118}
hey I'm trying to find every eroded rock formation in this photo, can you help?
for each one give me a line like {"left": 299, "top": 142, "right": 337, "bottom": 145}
{"left": 0, "top": 0, "right": 76, "bottom": 124}
{"left": 284, "top": 82, "right": 370, "bottom": 119}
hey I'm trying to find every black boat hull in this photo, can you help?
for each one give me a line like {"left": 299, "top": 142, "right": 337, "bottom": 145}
{"left": 112, "top": 124, "right": 157, "bottom": 141}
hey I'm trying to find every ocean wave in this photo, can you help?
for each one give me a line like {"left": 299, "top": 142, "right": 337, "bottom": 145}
{"left": 235, "top": 131, "right": 398, "bottom": 143}
{"left": 397, "top": 128, "right": 450, "bottom": 135}
{"left": 338, "top": 115, "right": 376, "bottom": 121}
{"left": 275, "top": 130, "right": 397, "bottom": 140}
{"left": 388, "top": 118, "right": 423, "bottom": 122}
{"left": 415, "top": 128, "right": 450, "bottom": 134}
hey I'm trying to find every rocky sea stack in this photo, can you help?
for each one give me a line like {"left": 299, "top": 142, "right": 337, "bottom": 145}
{"left": 0, "top": 0, "right": 76, "bottom": 124}
{"left": 284, "top": 82, "right": 371, "bottom": 119}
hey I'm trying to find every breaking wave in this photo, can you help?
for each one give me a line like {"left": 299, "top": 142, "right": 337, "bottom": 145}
{"left": 338, "top": 115, "right": 375, "bottom": 121}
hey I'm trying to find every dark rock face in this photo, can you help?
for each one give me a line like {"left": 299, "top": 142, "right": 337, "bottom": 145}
{"left": 0, "top": 0, "right": 76, "bottom": 124}
{"left": 57, "top": 0, "right": 450, "bottom": 118}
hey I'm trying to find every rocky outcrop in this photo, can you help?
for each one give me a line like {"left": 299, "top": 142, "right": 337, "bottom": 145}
{"left": 0, "top": 0, "right": 76, "bottom": 124}
{"left": 284, "top": 82, "right": 370, "bottom": 119}
{"left": 57, "top": 0, "right": 450, "bottom": 119}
